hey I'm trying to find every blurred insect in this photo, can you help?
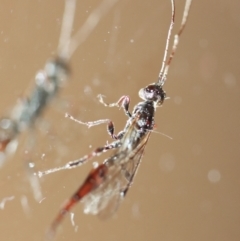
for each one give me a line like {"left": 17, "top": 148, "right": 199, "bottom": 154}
{"left": 38, "top": 0, "right": 193, "bottom": 237}
{"left": 0, "top": 0, "right": 118, "bottom": 167}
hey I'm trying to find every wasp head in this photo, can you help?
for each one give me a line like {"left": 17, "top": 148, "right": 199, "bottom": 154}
{"left": 138, "top": 84, "right": 166, "bottom": 106}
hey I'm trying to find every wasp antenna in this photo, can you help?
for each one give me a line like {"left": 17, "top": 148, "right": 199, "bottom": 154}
{"left": 67, "top": 0, "right": 119, "bottom": 59}
{"left": 160, "top": 0, "right": 193, "bottom": 86}
{"left": 58, "top": 0, "right": 76, "bottom": 60}
{"left": 157, "top": 0, "right": 175, "bottom": 85}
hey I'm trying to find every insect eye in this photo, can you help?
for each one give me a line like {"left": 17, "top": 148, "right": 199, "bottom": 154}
{"left": 139, "top": 84, "right": 160, "bottom": 101}
{"left": 145, "top": 88, "right": 150, "bottom": 93}
{"left": 146, "top": 86, "right": 154, "bottom": 93}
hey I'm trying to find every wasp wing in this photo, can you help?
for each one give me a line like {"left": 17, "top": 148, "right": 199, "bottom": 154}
{"left": 81, "top": 121, "right": 151, "bottom": 219}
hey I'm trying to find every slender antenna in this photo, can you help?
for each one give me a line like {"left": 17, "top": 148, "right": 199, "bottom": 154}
{"left": 65, "top": 0, "right": 119, "bottom": 60}
{"left": 158, "top": 0, "right": 175, "bottom": 84}
{"left": 157, "top": 0, "right": 193, "bottom": 86}
{"left": 58, "top": 0, "right": 77, "bottom": 60}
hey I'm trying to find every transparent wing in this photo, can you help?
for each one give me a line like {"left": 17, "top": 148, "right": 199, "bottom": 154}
{"left": 120, "top": 134, "right": 150, "bottom": 197}
{"left": 81, "top": 127, "right": 151, "bottom": 218}
{"left": 81, "top": 164, "right": 124, "bottom": 219}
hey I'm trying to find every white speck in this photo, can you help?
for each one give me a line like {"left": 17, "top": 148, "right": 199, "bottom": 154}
{"left": 28, "top": 162, "right": 35, "bottom": 168}
{"left": 39, "top": 197, "right": 46, "bottom": 204}
{"left": 89, "top": 145, "right": 92, "bottom": 148}
{"left": 173, "top": 96, "right": 182, "bottom": 105}
{"left": 70, "top": 212, "right": 75, "bottom": 226}
{"left": 35, "top": 71, "right": 46, "bottom": 85}
{"left": 208, "top": 169, "right": 221, "bottom": 183}
{"left": 0, "top": 196, "right": 15, "bottom": 210}
{"left": 70, "top": 213, "right": 79, "bottom": 232}
{"left": 37, "top": 172, "right": 43, "bottom": 178}
{"left": 93, "top": 162, "right": 99, "bottom": 168}
{"left": 223, "top": 73, "right": 236, "bottom": 88}
{"left": 41, "top": 153, "right": 45, "bottom": 159}
{"left": 159, "top": 153, "right": 175, "bottom": 172}
{"left": 130, "top": 39, "right": 134, "bottom": 43}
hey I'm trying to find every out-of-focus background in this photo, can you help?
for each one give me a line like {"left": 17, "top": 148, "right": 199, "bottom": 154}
{"left": 0, "top": 0, "right": 239, "bottom": 240}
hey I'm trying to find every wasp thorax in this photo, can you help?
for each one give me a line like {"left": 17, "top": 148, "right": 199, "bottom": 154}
{"left": 138, "top": 84, "right": 166, "bottom": 106}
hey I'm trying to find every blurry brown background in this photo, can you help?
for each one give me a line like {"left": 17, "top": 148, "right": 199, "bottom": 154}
{"left": 0, "top": 0, "right": 239, "bottom": 241}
